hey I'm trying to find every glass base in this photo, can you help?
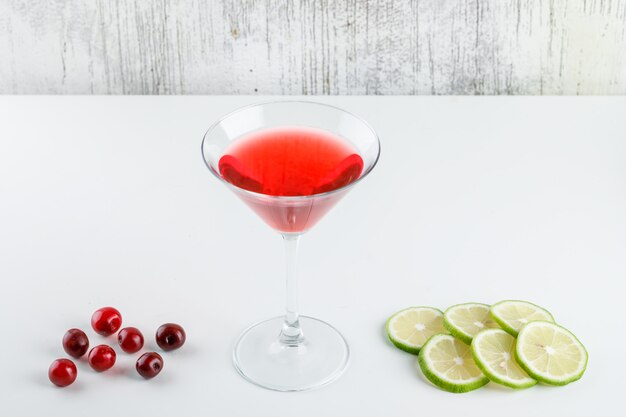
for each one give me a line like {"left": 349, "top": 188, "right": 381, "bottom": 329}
{"left": 233, "top": 315, "right": 350, "bottom": 391}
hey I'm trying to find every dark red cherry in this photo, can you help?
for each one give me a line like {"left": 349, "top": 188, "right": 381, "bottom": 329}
{"left": 91, "top": 307, "right": 122, "bottom": 336}
{"left": 156, "top": 323, "right": 186, "bottom": 351}
{"left": 118, "top": 327, "right": 144, "bottom": 354}
{"left": 62, "top": 328, "right": 89, "bottom": 358}
{"left": 136, "top": 352, "right": 163, "bottom": 379}
{"left": 48, "top": 359, "right": 77, "bottom": 387}
{"left": 88, "top": 345, "right": 116, "bottom": 372}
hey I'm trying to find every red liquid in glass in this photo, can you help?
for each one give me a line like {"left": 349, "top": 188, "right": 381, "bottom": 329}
{"left": 218, "top": 127, "right": 364, "bottom": 232}
{"left": 219, "top": 127, "right": 363, "bottom": 196}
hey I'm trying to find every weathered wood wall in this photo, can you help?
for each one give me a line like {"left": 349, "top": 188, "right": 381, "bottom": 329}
{"left": 1, "top": 0, "right": 625, "bottom": 94}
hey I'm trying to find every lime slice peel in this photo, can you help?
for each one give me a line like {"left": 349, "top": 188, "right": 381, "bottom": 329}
{"left": 443, "top": 302, "right": 499, "bottom": 344}
{"left": 490, "top": 300, "right": 555, "bottom": 336}
{"left": 471, "top": 328, "right": 537, "bottom": 389}
{"left": 386, "top": 306, "right": 446, "bottom": 354}
{"left": 515, "top": 321, "right": 588, "bottom": 386}
{"left": 418, "top": 334, "right": 489, "bottom": 393}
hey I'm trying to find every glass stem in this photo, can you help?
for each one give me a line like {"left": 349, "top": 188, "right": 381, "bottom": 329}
{"left": 279, "top": 233, "right": 305, "bottom": 346}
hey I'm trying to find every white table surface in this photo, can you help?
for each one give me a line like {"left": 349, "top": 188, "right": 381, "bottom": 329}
{"left": 0, "top": 96, "right": 625, "bottom": 417}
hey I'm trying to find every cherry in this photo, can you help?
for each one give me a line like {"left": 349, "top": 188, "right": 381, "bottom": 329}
{"left": 48, "top": 359, "right": 77, "bottom": 387}
{"left": 156, "top": 323, "right": 186, "bottom": 351}
{"left": 136, "top": 352, "right": 164, "bottom": 379}
{"left": 91, "top": 307, "right": 122, "bottom": 336}
{"left": 88, "top": 345, "right": 116, "bottom": 372}
{"left": 62, "top": 328, "right": 89, "bottom": 358}
{"left": 118, "top": 327, "right": 144, "bottom": 354}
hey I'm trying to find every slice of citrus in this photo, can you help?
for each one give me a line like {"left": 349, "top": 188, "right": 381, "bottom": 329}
{"left": 443, "top": 303, "right": 499, "bottom": 344}
{"left": 386, "top": 307, "right": 446, "bottom": 354}
{"left": 490, "top": 300, "right": 554, "bottom": 336}
{"left": 515, "top": 321, "right": 588, "bottom": 385}
{"left": 471, "top": 328, "right": 537, "bottom": 388}
{"left": 418, "top": 334, "right": 489, "bottom": 393}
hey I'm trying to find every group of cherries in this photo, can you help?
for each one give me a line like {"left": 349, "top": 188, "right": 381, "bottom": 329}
{"left": 48, "top": 307, "right": 186, "bottom": 387}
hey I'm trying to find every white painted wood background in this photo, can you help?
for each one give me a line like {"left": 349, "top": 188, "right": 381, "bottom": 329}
{"left": 1, "top": 0, "right": 625, "bottom": 94}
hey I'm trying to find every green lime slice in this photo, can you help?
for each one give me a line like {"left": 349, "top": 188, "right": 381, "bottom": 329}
{"left": 515, "top": 321, "right": 588, "bottom": 385}
{"left": 443, "top": 303, "right": 499, "bottom": 344}
{"left": 386, "top": 307, "right": 447, "bottom": 354}
{"left": 418, "top": 334, "right": 489, "bottom": 393}
{"left": 471, "top": 328, "right": 537, "bottom": 389}
{"left": 490, "top": 300, "right": 554, "bottom": 336}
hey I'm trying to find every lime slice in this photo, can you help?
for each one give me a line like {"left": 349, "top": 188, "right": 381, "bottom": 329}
{"left": 443, "top": 303, "right": 499, "bottom": 344}
{"left": 515, "top": 321, "right": 588, "bottom": 385}
{"left": 471, "top": 329, "right": 537, "bottom": 389}
{"left": 386, "top": 307, "right": 446, "bottom": 354}
{"left": 490, "top": 300, "right": 554, "bottom": 336}
{"left": 418, "top": 334, "right": 489, "bottom": 393}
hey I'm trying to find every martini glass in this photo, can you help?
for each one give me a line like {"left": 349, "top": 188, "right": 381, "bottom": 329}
{"left": 201, "top": 101, "right": 380, "bottom": 391}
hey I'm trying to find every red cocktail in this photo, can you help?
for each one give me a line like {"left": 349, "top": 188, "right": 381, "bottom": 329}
{"left": 202, "top": 101, "right": 380, "bottom": 391}
{"left": 218, "top": 126, "right": 364, "bottom": 232}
